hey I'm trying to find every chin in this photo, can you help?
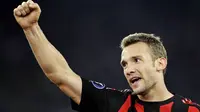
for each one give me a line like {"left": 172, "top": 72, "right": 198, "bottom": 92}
{"left": 133, "top": 82, "right": 157, "bottom": 96}
{"left": 131, "top": 86, "right": 146, "bottom": 95}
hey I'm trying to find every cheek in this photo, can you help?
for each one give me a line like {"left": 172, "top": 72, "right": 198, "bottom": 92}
{"left": 142, "top": 66, "right": 156, "bottom": 81}
{"left": 123, "top": 71, "right": 128, "bottom": 79}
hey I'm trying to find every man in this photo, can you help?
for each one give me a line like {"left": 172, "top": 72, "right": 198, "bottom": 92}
{"left": 13, "top": 0, "right": 199, "bottom": 112}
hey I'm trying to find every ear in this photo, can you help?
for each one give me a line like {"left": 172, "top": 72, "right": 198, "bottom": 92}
{"left": 155, "top": 58, "right": 167, "bottom": 72}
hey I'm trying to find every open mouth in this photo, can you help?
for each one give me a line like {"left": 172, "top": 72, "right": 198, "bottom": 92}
{"left": 130, "top": 77, "right": 142, "bottom": 84}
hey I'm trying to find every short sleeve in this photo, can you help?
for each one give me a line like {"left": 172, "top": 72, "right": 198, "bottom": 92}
{"left": 70, "top": 77, "right": 130, "bottom": 112}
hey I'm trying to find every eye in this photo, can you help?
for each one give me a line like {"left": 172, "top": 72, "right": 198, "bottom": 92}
{"left": 121, "top": 61, "right": 127, "bottom": 68}
{"left": 133, "top": 57, "right": 141, "bottom": 63}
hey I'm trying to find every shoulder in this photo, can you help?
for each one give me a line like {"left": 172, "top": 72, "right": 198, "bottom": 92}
{"left": 105, "top": 87, "right": 132, "bottom": 93}
{"left": 87, "top": 78, "right": 132, "bottom": 93}
{"left": 87, "top": 79, "right": 133, "bottom": 111}
{"left": 105, "top": 87, "right": 132, "bottom": 98}
{"left": 83, "top": 78, "right": 132, "bottom": 96}
{"left": 174, "top": 94, "right": 200, "bottom": 111}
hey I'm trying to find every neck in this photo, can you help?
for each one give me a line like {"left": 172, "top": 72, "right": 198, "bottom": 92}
{"left": 137, "top": 81, "right": 174, "bottom": 102}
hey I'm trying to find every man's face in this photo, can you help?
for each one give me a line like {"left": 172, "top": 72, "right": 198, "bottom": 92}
{"left": 121, "top": 42, "right": 161, "bottom": 95}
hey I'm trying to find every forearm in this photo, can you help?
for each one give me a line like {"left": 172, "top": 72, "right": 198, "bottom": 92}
{"left": 23, "top": 23, "right": 72, "bottom": 84}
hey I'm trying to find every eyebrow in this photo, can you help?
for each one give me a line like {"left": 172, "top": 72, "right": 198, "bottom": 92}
{"left": 120, "top": 55, "right": 143, "bottom": 64}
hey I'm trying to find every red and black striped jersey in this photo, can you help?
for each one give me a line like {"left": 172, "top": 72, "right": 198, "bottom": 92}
{"left": 70, "top": 77, "right": 200, "bottom": 112}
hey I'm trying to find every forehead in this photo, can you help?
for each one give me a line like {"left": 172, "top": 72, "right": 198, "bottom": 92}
{"left": 121, "top": 42, "right": 151, "bottom": 60}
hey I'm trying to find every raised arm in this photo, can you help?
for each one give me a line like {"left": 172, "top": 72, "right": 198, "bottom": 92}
{"left": 13, "top": 0, "right": 82, "bottom": 104}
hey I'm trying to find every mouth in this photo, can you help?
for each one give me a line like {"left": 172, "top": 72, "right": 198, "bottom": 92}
{"left": 130, "top": 77, "right": 142, "bottom": 85}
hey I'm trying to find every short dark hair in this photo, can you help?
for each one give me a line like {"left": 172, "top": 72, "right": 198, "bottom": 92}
{"left": 120, "top": 33, "right": 167, "bottom": 74}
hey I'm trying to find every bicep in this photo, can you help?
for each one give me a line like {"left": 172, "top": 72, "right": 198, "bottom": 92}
{"left": 57, "top": 72, "right": 82, "bottom": 104}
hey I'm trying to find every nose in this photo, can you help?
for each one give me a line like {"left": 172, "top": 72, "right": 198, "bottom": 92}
{"left": 124, "top": 65, "right": 136, "bottom": 76}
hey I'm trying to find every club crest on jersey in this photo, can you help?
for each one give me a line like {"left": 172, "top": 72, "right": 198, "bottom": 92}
{"left": 90, "top": 80, "right": 105, "bottom": 89}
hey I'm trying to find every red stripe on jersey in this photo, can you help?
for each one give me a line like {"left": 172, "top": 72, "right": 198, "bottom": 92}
{"left": 118, "top": 95, "right": 131, "bottom": 112}
{"left": 135, "top": 102, "right": 144, "bottom": 112}
{"left": 188, "top": 106, "right": 200, "bottom": 112}
{"left": 160, "top": 102, "right": 174, "bottom": 112}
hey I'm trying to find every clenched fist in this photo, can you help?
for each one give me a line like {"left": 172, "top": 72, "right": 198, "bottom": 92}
{"left": 13, "top": 0, "right": 41, "bottom": 29}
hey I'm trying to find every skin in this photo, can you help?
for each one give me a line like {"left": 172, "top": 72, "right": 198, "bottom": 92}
{"left": 13, "top": 0, "right": 173, "bottom": 106}
{"left": 14, "top": 0, "right": 82, "bottom": 104}
{"left": 121, "top": 42, "right": 173, "bottom": 101}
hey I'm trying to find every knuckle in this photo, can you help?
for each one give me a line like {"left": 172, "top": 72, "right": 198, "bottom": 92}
{"left": 22, "top": 2, "right": 28, "bottom": 7}
{"left": 18, "top": 5, "right": 25, "bottom": 12}
{"left": 35, "top": 3, "right": 39, "bottom": 6}
{"left": 22, "top": 2, "right": 26, "bottom": 5}
{"left": 18, "top": 5, "right": 23, "bottom": 9}
{"left": 17, "top": 5, "right": 21, "bottom": 9}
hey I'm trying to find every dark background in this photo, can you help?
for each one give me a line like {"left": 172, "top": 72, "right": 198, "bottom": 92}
{"left": 0, "top": 0, "right": 200, "bottom": 112}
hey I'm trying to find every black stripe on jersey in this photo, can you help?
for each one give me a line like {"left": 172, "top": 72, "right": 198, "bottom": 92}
{"left": 144, "top": 103, "right": 160, "bottom": 112}
{"left": 171, "top": 95, "right": 188, "bottom": 112}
